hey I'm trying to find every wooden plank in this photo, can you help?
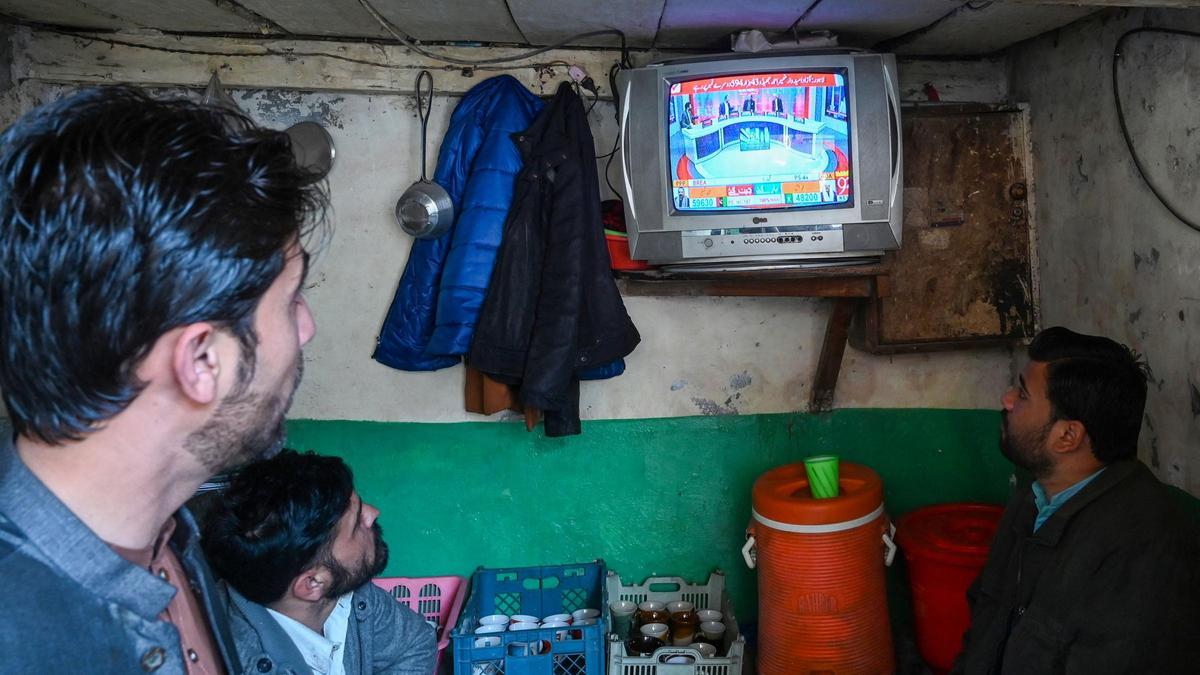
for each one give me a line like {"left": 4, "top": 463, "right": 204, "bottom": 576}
{"left": 811, "top": 298, "right": 857, "bottom": 413}
{"left": 9, "top": 27, "right": 1012, "bottom": 105}
{"left": 10, "top": 27, "right": 627, "bottom": 98}
{"left": 617, "top": 276, "right": 876, "bottom": 298}
{"left": 856, "top": 105, "right": 1036, "bottom": 353}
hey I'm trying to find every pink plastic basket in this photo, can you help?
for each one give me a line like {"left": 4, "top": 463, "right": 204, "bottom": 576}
{"left": 373, "top": 575, "right": 468, "bottom": 674}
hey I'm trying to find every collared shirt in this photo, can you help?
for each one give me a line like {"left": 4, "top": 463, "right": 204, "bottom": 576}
{"left": 109, "top": 518, "right": 226, "bottom": 675}
{"left": 266, "top": 593, "right": 354, "bottom": 675}
{"left": 1032, "top": 467, "right": 1106, "bottom": 532}
{"left": 0, "top": 437, "right": 237, "bottom": 674}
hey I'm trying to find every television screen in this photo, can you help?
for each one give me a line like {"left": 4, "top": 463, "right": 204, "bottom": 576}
{"left": 666, "top": 71, "right": 852, "bottom": 212}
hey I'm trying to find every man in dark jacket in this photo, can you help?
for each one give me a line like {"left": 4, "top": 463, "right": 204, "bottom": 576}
{"left": 953, "top": 327, "right": 1200, "bottom": 675}
{"left": 469, "top": 82, "right": 640, "bottom": 436}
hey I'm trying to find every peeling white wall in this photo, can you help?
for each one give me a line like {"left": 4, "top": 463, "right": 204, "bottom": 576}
{"left": 1010, "top": 7, "right": 1200, "bottom": 494}
{"left": 0, "top": 30, "right": 1020, "bottom": 426}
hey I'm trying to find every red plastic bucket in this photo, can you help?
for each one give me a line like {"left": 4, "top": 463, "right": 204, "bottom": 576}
{"left": 896, "top": 503, "right": 1004, "bottom": 674}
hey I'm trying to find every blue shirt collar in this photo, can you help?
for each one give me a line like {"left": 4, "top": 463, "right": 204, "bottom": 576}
{"left": 1031, "top": 467, "right": 1106, "bottom": 532}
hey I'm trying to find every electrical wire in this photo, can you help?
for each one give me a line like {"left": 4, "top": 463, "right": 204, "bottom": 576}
{"left": 354, "top": 0, "right": 630, "bottom": 68}
{"left": 603, "top": 62, "right": 626, "bottom": 202}
{"left": 1113, "top": 27, "right": 1200, "bottom": 233}
{"left": 603, "top": 134, "right": 622, "bottom": 201}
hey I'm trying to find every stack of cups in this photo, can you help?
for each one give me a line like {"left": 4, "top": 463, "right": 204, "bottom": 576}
{"left": 473, "top": 615, "right": 509, "bottom": 648}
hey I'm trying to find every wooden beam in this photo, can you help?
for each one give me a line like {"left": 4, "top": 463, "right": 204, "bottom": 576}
{"left": 9, "top": 26, "right": 629, "bottom": 97}
{"left": 617, "top": 276, "right": 877, "bottom": 298}
{"left": 811, "top": 297, "right": 857, "bottom": 413}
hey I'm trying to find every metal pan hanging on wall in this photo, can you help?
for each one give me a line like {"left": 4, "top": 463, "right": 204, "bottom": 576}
{"left": 396, "top": 70, "right": 454, "bottom": 239}
{"left": 286, "top": 121, "right": 336, "bottom": 178}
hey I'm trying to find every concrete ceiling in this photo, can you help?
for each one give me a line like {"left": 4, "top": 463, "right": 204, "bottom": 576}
{"left": 0, "top": 0, "right": 1175, "bottom": 55}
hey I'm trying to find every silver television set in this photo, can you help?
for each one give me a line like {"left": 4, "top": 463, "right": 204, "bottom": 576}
{"left": 617, "top": 51, "right": 902, "bottom": 266}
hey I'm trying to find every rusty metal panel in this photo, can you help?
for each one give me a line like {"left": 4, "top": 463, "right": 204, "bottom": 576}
{"left": 857, "top": 105, "right": 1037, "bottom": 352}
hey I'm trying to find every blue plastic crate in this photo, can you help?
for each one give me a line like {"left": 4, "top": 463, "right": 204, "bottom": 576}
{"left": 452, "top": 560, "right": 607, "bottom": 675}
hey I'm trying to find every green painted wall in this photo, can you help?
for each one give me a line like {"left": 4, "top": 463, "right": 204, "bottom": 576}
{"left": 286, "top": 408, "right": 1015, "bottom": 623}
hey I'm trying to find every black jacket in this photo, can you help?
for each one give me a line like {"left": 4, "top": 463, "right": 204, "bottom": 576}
{"left": 469, "top": 82, "right": 640, "bottom": 436}
{"left": 953, "top": 460, "right": 1200, "bottom": 675}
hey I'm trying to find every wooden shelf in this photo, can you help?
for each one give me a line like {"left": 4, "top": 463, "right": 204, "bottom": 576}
{"left": 615, "top": 264, "right": 889, "bottom": 413}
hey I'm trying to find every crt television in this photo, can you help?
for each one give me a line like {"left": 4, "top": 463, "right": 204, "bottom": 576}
{"left": 617, "top": 51, "right": 902, "bottom": 266}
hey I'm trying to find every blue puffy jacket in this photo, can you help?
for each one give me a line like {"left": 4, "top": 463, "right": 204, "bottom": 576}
{"left": 374, "top": 76, "right": 543, "bottom": 371}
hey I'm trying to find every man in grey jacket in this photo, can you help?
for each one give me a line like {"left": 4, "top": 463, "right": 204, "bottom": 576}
{"left": 0, "top": 86, "right": 326, "bottom": 673}
{"left": 203, "top": 450, "right": 436, "bottom": 675}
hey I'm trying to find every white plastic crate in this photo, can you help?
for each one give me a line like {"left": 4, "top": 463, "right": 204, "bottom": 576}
{"left": 605, "top": 571, "right": 746, "bottom": 675}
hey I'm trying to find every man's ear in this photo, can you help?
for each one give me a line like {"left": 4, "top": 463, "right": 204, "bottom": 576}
{"left": 290, "top": 567, "right": 330, "bottom": 603}
{"left": 1050, "top": 419, "right": 1087, "bottom": 455}
{"left": 171, "top": 323, "right": 223, "bottom": 405}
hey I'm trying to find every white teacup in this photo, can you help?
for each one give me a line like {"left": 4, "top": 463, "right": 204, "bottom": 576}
{"left": 574, "top": 617, "right": 597, "bottom": 626}
{"left": 697, "top": 609, "right": 722, "bottom": 624}
{"left": 542, "top": 613, "right": 572, "bottom": 624}
{"left": 637, "top": 600, "right": 666, "bottom": 612}
{"left": 666, "top": 600, "right": 694, "bottom": 615}
{"left": 473, "top": 635, "right": 502, "bottom": 648}
{"left": 510, "top": 614, "right": 540, "bottom": 624}
{"left": 479, "top": 614, "right": 509, "bottom": 626}
{"left": 689, "top": 642, "right": 718, "bottom": 658}
{"left": 571, "top": 608, "right": 600, "bottom": 621}
{"left": 475, "top": 625, "right": 506, "bottom": 635}
{"left": 609, "top": 601, "right": 637, "bottom": 617}
{"left": 700, "top": 621, "right": 725, "bottom": 641}
{"left": 541, "top": 620, "right": 570, "bottom": 641}
{"left": 640, "top": 622, "right": 669, "bottom": 640}
{"left": 509, "top": 621, "right": 540, "bottom": 631}
{"left": 665, "top": 655, "right": 696, "bottom": 664}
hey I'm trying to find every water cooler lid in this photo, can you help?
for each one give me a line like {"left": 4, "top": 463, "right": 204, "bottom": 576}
{"left": 752, "top": 461, "right": 884, "bottom": 528}
{"left": 896, "top": 503, "right": 1005, "bottom": 566}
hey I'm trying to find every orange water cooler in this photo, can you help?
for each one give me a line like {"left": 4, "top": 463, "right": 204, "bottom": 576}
{"left": 743, "top": 461, "right": 897, "bottom": 674}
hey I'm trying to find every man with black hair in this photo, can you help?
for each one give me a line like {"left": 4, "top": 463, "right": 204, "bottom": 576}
{"left": 954, "top": 327, "right": 1200, "bottom": 674}
{"left": 0, "top": 86, "right": 327, "bottom": 673}
{"left": 203, "top": 451, "right": 435, "bottom": 675}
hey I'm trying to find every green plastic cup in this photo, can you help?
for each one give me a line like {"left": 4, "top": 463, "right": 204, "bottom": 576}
{"left": 805, "top": 455, "right": 840, "bottom": 499}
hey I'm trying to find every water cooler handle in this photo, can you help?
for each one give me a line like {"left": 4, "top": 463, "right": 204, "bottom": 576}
{"left": 742, "top": 523, "right": 757, "bottom": 569}
{"left": 882, "top": 520, "right": 897, "bottom": 567}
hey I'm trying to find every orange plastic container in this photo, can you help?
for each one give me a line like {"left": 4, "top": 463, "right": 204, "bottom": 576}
{"left": 605, "top": 233, "right": 651, "bottom": 271}
{"left": 896, "top": 503, "right": 1004, "bottom": 674}
{"left": 744, "top": 462, "right": 896, "bottom": 675}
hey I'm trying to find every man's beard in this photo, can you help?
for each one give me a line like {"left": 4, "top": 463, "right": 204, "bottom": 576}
{"left": 1000, "top": 410, "right": 1055, "bottom": 478}
{"left": 184, "top": 352, "right": 303, "bottom": 474}
{"left": 323, "top": 522, "right": 390, "bottom": 599}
